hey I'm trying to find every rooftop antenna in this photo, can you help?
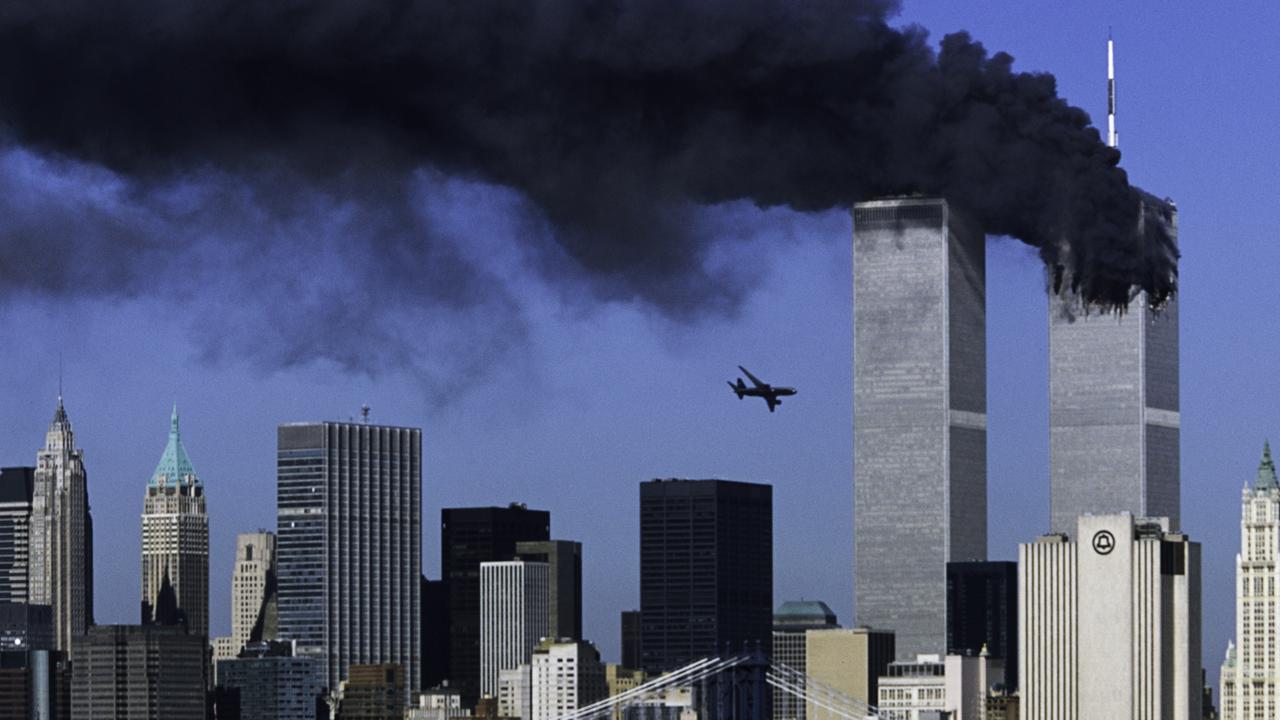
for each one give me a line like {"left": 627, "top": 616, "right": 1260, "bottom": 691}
{"left": 360, "top": 404, "right": 370, "bottom": 425}
{"left": 1107, "top": 29, "right": 1118, "bottom": 149}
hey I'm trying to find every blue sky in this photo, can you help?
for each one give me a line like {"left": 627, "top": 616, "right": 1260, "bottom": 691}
{"left": 0, "top": 0, "right": 1273, "bottom": 695}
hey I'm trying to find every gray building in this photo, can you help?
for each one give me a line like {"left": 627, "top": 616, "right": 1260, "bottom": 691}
{"left": 71, "top": 624, "right": 207, "bottom": 719}
{"left": 218, "top": 642, "right": 324, "bottom": 720}
{"left": 1048, "top": 195, "right": 1180, "bottom": 536}
{"left": 852, "top": 198, "right": 987, "bottom": 660}
{"left": 0, "top": 468, "right": 33, "bottom": 605}
{"left": 277, "top": 421, "right": 422, "bottom": 695}
{"left": 516, "top": 540, "right": 582, "bottom": 641}
{"left": 772, "top": 600, "right": 839, "bottom": 720}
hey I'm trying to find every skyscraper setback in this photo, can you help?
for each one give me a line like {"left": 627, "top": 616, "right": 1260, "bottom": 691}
{"left": 277, "top": 421, "right": 422, "bottom": 695}
{"left": 1048, "top": 195, "right": 1180, "bottom": 535}
{"left": 852, "top": 198, "right": 987, "bottom": 659}
{"left": 29, "top": 396, "right": 93, "bottom": 655}
{"left": 442, "top": 504, "right": 550, "bottom": 706}
{"left": 140, "top": 407, "right": 208, "bottom": 636}
{"left": 639, "top": 478, "right": 772, "bottom": 673}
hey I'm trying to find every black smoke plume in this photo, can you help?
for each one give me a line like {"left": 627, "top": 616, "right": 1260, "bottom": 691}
{"left": 0, "top": 0, "right": 1176, "bottom": 374}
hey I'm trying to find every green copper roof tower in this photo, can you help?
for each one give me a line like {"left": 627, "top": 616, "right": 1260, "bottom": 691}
{"left": 150, "top": 406, "right": 199, "bottom": 489}
{"left": 1257, "top": 441, "right": 1278, "bottom": 490}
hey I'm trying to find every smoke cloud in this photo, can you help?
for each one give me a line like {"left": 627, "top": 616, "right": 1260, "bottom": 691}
{"left": 0, "top": 0, "right": 1177, "bottom": 378}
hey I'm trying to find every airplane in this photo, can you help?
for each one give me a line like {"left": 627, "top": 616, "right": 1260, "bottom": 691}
{"left": 728, "top": 366, "right": 796, "bottom": 413}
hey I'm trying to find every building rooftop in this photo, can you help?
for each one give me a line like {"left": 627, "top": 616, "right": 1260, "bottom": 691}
{"left": 1257, "top": 441, "right": 1278, "bottom": 490}
{"left": 151, "top": 406, "right": 200, "bottom": 488}
{"left": 773, "top": 600, "right": 838, "bottom": 628}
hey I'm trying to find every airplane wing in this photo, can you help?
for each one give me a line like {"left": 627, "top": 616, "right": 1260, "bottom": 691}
{"left": 738, "top": 366, "right": 768, "bottom": 389}
{"left": 765, "top": 394, "right": 778, "bottom": 412}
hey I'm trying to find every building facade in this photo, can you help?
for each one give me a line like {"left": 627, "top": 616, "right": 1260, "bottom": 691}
{"left": 71, "top": 624, "right": 206, "bottom": 719}
{"left": 1019, "top": 514, "right": 1201, "bottom": 720}
{"left": 338, "top": 663, "right": 406, "bottom": 719}
{"left": 772, "top": 600, "right": 839, "bottom": 720}
{"left": 530, "top": 639, "right": 607, "bottom": 720}
{"left": 946, "top": 561, "right": 1017, "bottom": 690}
{"left": 804, "top": 627, "right": 896, "bottom": 717}
{"left": 140, "top": 407, "right": 208, "bottom": 636}
{"left": 479, "top": 560, "right": 549, "bottom": 699}
{"left": 277, "top": 421, "right": 422, "bottom": 695}
{"left": 499, "top": 664, "right": 531, "bottom": 720}
{"left": 876, "top": 655, "right": 945, "bottom": 720}
{"left": 639, "top": 479, "right": 772, "bottom": 674}
{"left": 620, "top": 611, "right": 642, "bottom": 670}
{"left": 1048, "top": 196, "right": 1180, "bottom": 535}
{"left": 853, "top": 198, "right": 987, "bottom": 660}
{"left": 1220, "top": 443, "right": 1280, "bottom": 720}
{"left": 0, "top": 468, "right": 34, "bottom": 605}
{"left": 217, "top": 643, "right": 324, "bottom": 720}
{"left": 226, "top": 531, "right": 276, "bottom": 654}
{"left": 29, "top": 397, "right": 92, "bottom": 655}
{"left": 516, "top": 540, "right": 582, "bottom": 641}
{"left": 442, "top": 504, "right": 550, "bottom": 706}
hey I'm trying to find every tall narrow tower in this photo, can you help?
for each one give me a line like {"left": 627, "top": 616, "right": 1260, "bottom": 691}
{"left": 1219, "top": 443, "right": 1280, "bottom": 720}
{"left": 29, "top": 396, "right": 92, "bottom": 654}
{"left": 853, "top": 198, "right": 987, "bottom": 660}
{"left": 141, "top": 406, "right": 209, "bottom": 636}
{"left": 1047, "top": 37, "right": 1180, "bottom": 536}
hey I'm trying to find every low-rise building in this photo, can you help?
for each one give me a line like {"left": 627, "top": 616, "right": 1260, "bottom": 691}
{"left": 877, "top": 655, "right": 945, "bottom": 720}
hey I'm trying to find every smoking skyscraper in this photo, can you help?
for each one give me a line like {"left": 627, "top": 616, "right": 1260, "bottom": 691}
{"left": 853, "top": 198, "right": 986, "bottom": 660}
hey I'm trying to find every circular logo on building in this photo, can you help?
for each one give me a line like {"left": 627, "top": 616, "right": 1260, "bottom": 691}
{"left": 1092, "top": 530, "right": 1116, "bottom": 555}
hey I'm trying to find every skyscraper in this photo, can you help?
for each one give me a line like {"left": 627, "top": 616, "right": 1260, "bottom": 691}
{"left": 1219, "top": 444, "right": 1280, "bottom": 720}
{"left": 277, "top": 421, "right": 422, "bottom": 695}
{"left": 639, "top": 479, "right": 772, "bottom": 673}
{"left": 140, "top": 407, "right": 209, "bottom": 636}
{"left": 946, "top": 561, "right": 1017, "bottom": 690}
{"left": 771, "top": 600, "right": 839, "bottom": 720}
{"left": 620, "top": 610, "right": 641, "bottom": 670}
{"left": 71, "top": 624, "right": 207, "bottom": 719}
{"left": 1048, "top": 195, "right": 1179, "bottom": 535}
{"left": 853, "top": 198, "right": 987, "bottom": 659}
{"left": 479, "top": 560, "right": 549, "bottom": 699}
{"left": 516, "top": 540, "right": 582, "bottom": 641}
{"left": 29, "top": 396, "right": 92, "bottom": 655}
{"left": 0, "top": 468, "right": 34, "bottom": 604}
{"left": 442, "top": 504, "right": 550, "bottom": 706}
{"left": 1019, "top": 514, "right": 1200, "bottom": 720}
{"left": 231, "top": 531, "right": 276, "bottom": 652}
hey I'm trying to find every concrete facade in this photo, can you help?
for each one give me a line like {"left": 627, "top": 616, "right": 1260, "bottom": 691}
{"left": 71, "top": 624, "right": 206, "bottom": 719}
{"left": 1049, "top": 197, "right": 1179, "bottom": 536}
{"left": 230, "top": 531, "right": 275, "bottom": 651}
{"left": 804, "top": 627, "right": 895, "bottom": 715}
{"left": 516, "top": 540, "right": 583, "bottom": 642}
{"left": 772, "top": 600, "right": 839, "bottom": 720}
{"left": 853, "top": 198, "right": 987, "bottom": 660}
{"left": 479, "top": 560, "right": 549, "bottom": 699}
{"left": 876, "top": 654, "right": 945, "bottom": 720}
{"left": 30, "top": 398, "right": 92, "bottom": 656}
{"left": 1020, "top": 514, "right": 1201, "bottom": 720}
{"left": 1220, "top": 444, "right": 1280, "bottom": 720}
{"left": 530, "top": 639, "right": 606, "bottom": 720}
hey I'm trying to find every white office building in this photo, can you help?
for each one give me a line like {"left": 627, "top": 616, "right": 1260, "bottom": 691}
{"left": 531, "top": 639, "right": 606, "bottom": 720}
{"left": 876, "top": 654, "right": 944, "bottom": 720}
{"left": 1020, "top": 514, "right": 1201, "bottom": 720}
{"left": 1220, "top": 443, "right": 1280, "bottom": 720}
{"left": 480, "top": 560, "right": 549, "bottom": 699}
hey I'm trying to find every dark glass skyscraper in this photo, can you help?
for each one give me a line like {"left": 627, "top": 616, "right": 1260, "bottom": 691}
{"left": 0, "top": 468, "right": 34, "bottom": 604}
{"left": 639, "top": 479, "right": 772, "bottom": 674}
{"left": 620, "top": 610, "right": 641, "bottom": 670}
{"left": 516, "top": 539, "right": 582, "bottom": 641}
{"left": 276, "top": 421, "right": 422, "bottom": 695}
{"left": 946, "top": 561, "right": 1017, "bottom": 690}
{"left": 441, "top": 504, "right": 549, "bottom": 706}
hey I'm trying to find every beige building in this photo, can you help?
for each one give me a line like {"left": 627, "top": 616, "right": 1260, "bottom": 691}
{"left": 140, "top": 407, "right": 208, "bottom": 636}
{"left": 804, "top": 627, "right": 895, "bottom": 715}
{"left": 1020, "top": 514, "right": 1201, "bottom": 720}
{"left": 1220, "top": 443, "right": 1280, "bottom": 720}
{"left": 30, "top": 397, "right": 92, "bottom": 655}
{"left": 530, "top": 639, "right": 606, "bottom": 720}
{"left": 231, "top": 531, "right": 276, "bottom": 647}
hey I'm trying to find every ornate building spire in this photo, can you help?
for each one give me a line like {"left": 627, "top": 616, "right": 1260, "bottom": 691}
{"left": 1257, "top": 441, "right": 1278, "bottom": 490}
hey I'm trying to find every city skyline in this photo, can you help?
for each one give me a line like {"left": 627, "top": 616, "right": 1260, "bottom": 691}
{"left": 0, "top": 0, "right": 1274, "bottom": 700}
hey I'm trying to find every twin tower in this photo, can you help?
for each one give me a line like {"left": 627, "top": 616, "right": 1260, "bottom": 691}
{"left": 851, "top": 196, "right": 1180, "bottom": 659}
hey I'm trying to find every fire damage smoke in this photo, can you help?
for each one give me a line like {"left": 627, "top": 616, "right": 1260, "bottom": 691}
{"left": 0, "top": 0, "right": 1176, "bottom": 377}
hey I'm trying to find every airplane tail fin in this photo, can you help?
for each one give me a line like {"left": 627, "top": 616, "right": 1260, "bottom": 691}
{"left": 728, "top": 379, "right": 745, "bottom": 399}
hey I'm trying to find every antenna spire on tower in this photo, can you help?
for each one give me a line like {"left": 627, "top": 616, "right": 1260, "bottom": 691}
{"left": 1107, "top": 30, "right": 1118, "bottom": 149}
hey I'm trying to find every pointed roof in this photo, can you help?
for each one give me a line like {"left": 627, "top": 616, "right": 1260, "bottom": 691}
{"left": 151, "top": 405, "right": 200, "bottom": 488}
{"left": 1257, "top": 441, "right": 1278, "bottom": 491}
{"left": 51, "top": 395, "right": 68, "bottom": 427}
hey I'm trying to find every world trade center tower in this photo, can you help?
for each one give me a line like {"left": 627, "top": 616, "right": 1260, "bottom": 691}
{"left": 1048, "top": 194, "right": 1179, "bottom": 535}
{"left": 853, "top": 198, "right": 987, "bottom": 660}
